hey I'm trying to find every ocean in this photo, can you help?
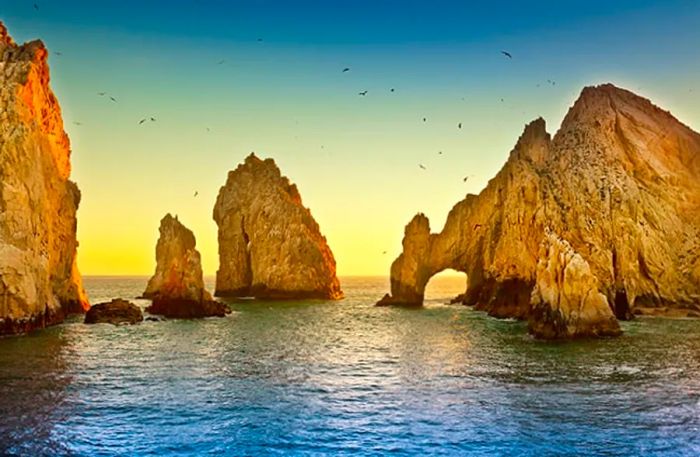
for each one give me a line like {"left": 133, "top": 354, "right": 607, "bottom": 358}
{"left": 1, "top": 275, "right": 699, "bottom": 456}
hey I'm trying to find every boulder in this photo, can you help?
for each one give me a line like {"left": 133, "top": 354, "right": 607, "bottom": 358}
{"left": 84, "top": 299, "right": 143, "bottom": 325}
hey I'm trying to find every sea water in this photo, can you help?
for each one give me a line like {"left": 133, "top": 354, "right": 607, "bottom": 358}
{"left": 1, "top": 276, "right": 699, "bottom": 456}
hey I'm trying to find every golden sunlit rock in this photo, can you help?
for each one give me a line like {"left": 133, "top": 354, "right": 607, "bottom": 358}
{"left": 213, "top": 153, "right": 343, "bottom": 300}
{"left": 143, "top": 214, "right": 229, "bottom": 318}
{"left": 529, "top": 230, "right": 622, "bottom": 339}
{"left": 0, "top": 22, "right": 89, "bottom": 335}
{"left": 378, "top": 84, "right": 700, "bottom": 335}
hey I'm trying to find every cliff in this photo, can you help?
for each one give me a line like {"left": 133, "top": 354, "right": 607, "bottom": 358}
{"left": 0, "top": 22, "right": 89, "bottom": 335}
{"left": 378, "top": 84, "right": 700, "bottom": 332}
{"left": 213, "top": 153, "right": 343, "bottom": 299}
{"left": 143, "top": 214, "right": 228, "bottom": 318}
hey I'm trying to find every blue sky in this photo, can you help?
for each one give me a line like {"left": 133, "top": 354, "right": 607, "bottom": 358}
{"left": 1, "top": 0, "right": 699, "bottom": 275}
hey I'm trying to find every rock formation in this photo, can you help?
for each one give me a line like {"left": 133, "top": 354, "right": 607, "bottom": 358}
{"left": 0, "top": 22, "right": 89, "bottom": 335}
{"left": 84, "top": 299, "right": 143, "bottom": 325}
{"left": 378, "top": 84, "right": 700, "bottom": 332}
{"left": 213, "top": 153, "right": 343, "bottom": 300}
{"left": 143, "top": 214, "right": 229, "bottom": 318}
{"left": 528, "top": 231, "right": 622, "bottom": 339}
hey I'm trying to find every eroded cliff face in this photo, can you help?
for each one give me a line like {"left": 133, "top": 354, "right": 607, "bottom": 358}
{"left": 378, "top": 84, "right": 700, "bottom": 326}
{"left": 528, "top": 231, "right": 622, "bottom": 339}
{"left": 143, "top": 214, "right": 227, "bottom": 318}
{"left": 0, "top": 23, "right": 89, "bottom": 335}
{"left": 213, "top": 153, "right": 343, "bottom": 299}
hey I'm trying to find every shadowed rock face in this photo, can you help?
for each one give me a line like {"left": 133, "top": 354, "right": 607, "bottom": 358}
{"left": 213, "top": 153, "right": 343, "bottom": 300}
{"left": 0, "top": 22, "right": 89, "bottom": 335}
{"left": 143, "top": 214, "right": 229, "bottom": 318}
{"left": 378, "top": 84, "right": 700, "bottom": 330}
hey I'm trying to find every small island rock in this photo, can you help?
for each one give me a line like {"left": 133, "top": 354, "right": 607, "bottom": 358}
{"left": 143, "top": 214, "right": 229, "bottom": 318}
{"left": 84, "top": 299, "right": 143, "bottom": 325}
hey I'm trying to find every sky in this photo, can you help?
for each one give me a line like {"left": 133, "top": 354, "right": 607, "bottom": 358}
{"left": 1, "top": 0, "right": 699, "bottom": 277}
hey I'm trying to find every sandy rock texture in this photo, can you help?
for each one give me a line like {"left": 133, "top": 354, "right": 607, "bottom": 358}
{"left": 0, "top": 22, "right": 89, "bottom": 335}
{"left": 213, "top": 153, "right": 342, "bottom": 300}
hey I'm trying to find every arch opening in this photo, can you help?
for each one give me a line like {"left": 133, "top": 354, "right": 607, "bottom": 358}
{"left": 423, "top": 269, "right": 468, "bottom": 305}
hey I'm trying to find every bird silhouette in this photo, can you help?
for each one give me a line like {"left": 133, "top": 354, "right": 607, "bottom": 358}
{"left": 150, "top": 117, "right": 156, "bottom": 122}
{"left": 422, "top": 117, "right": 427, "bottom": 122}
{"left": 458, "top": 122, "right": 462, "bottom": 129}
{"left": 54, "top": 51, "right": 62, "bottom": 56}
{"left": 194, "top": 191, "right": 199, "bottom": 197}
{"left": 463, "top": 175, "right": 475, "bottom": 182}
{"left": 382, "top": 251, "right": 387, "bottom": 255}
{"left": 257, "top": 38, "right": 263, "bottom": 42}
{"left": 217, "top": 59, "right": 226, "bottom": 65}
{"left": 33, "top": 3, "right": 39, "bottom": 11}
{"left": 438, "top": 151, "right": 443, "bottom": 155}
{"left": 73, "top": 121, "right": 82, "bottom": 126}
{"left": 419, "top": 164, "right": 427, "bottom": 170}
{"left": 501, "top": 51, "right": 512, "bottom": 59}
{"left": 342, "top": 68, "right": 350, "bottom": 72}
{"left": 109, "top": 96, "right": 117, "bottom": 102}
{"left": 390, "top": 88, "right": 395, "bottom": 92}
{"left": 139, "top": 119, "right": 146, "bottom": 125}
{"left": 358, "top": 90, "right": 368, "bottom": 96}
{"left": 97, "top": 92, "right": 106, "bottom": 96}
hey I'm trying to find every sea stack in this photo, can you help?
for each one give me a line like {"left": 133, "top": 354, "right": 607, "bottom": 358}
{"left": 0, "top": 22, "right": 89, "bottom": 335}
{"left": 213, "top": 153, "right": 343, "bottom": 300}
{"left": 143, "top": 214, "right": 228, "bottom": 318}
{"left": 378, "top": 84, "right": 700, "bottom": 337}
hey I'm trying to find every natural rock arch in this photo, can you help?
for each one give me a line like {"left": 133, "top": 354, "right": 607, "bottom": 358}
{"left": 378, "top": 84, "right": 700, "bottom": 331}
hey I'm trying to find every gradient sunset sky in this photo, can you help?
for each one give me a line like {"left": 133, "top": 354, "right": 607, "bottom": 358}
{"left": 1, "top": 0, "right": 699, "bottom": 276}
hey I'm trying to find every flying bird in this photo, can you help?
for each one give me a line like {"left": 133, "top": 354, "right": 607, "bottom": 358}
{"left": 194, "top": 191, "right": 199, "bottom": 197}
{"left": 382, "top": 251, "right": 387, "bottom": 255}
{"left": 501, "top": 51, "right": 512, "bottom": 59}
{"left": 97, "top": 92, "right": 106, "bottom": 96}
{"left": 463, "top": 175, "right": 475, "bottom": 182}
{"left": 150, "top": 117, "right": 156, "bottom": 122}
{"left": 33, "top": 3, "right": 39, "bottom": 11}
{"left": 54, "top": 51, "right": 62, "bottom": 56}
{"left": 73, "top": 121, "right": 82, "bottom": 126}
{"left": 458, "top": 122, "right": 462, "bottom": 129}
{"left": 257, "top": 38, "right": 263, "bottom": 42}
{"left": 390, "top": 88, "right": 395, "bottom": 92}
{"left": 358, "top": 90, "right": 368, "bottom": 96}
{"left": 139, "top": 119, "right": 146, "bottom": 125}
{"left": 422, "top": 117, "right": 427, "bottom": 122}
{"left": 217, "top": 59, "right": 226, "bottom": 65}
{"left": 109, "top": 96, "right": 117, "bottom": 102}
{"left": 419, "top": 164, "right": 427, "bottom": 170}
{"left": 342, "top": 67, "right": 350, "bottom": 72}
{"left": 438, "top": 151, "right": 443, "bottom": 155}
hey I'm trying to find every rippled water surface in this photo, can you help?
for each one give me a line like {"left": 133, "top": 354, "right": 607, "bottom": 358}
{"left": 1, "top": 275, "right": 700, "bottom": 456}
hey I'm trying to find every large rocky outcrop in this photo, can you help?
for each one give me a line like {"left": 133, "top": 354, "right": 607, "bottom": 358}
{"left": 0, "top": 22, "right": 89, "bottom": 335}
{"left": 213, "top": 153, "right": 343, "bottom": 299}
{"left": 143, "top": 214, "right": 228, "bottom": 318}
{"left": 528, "top": 231, "right": 622, "bottom": 339}
{"left": 378, "top": 84, "right": 700, "bottom": 328}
